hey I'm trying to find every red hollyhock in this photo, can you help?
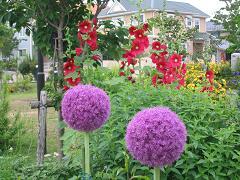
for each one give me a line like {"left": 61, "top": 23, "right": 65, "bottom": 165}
{"left": 160, "top": 51, "right": 168, "bottom": 56}
{"left": 87, "top": 31, "right": 97, "bottom": 41}
{"left": 151, "top": 53, "right": 162, "bottom": 64}
{"left": 156, "top": 62, "right": 167, "bottom": 73}
{"left": 129, "top": 26, "right": 137, "bottom": 35}
{"left": 89, "top": 42, "right": 98, "bottom": 51}
{"left": 180, "top": 63, "right": 187, "bottom": 75}
{"left": 75, "top": 48, "right": 83, "bottom": 56}
{"left": 128, "top": 76, "right": 133, "bottom": 80}
{"left": 92, "top": 17, "right": 98, "bottom": 26}
{"left": 206, "top": 70, "right": 214, "bottom": 84}
{"left": 63, "top": 85, "right": 69, "bottom": 91}
{"left": 64, "top": 62, "right": 76, "bottom": 76}
{"left": 79, "top": 20, "right": 92, "bottom": 34}
{"left": 152, "top": 41, "right": 161, "bottom": 50}
{"left": 152, "top": 74, "right": 158, "bottom": 86}
{"left": 130, "top": 69, "right": 135, "bottom": 74}
{"left": 67, "top": 58, "right": 74, "bottom": 64}
{"left": 66, "top": 77, "right": 81, "bottom": 86}
{"left": 131, "top": 39, "right": 144, "bottom": 56}
{"left": 142, "top": 36, "right": 149, "bottom": 48}
{"left": 119, "top": 72, "right": 125, "bottom": 76}
{"left": 127, "top": 58, "right": 138, "bottom": 66}
{"left": 120, "top": 61, "right": 125, "bottom": 69}
{"left": 169, "top": 53, "right": 182, "bottom": 68}
{"left": 163, "top": 70, "right": 176, "bottom": 84}
{"left": 160, "top": 44, "right": 167, "bottom": 50}
{"left": 134, "top": 29, "right": 145, "bottom": 39}
{"left": 143, "top": 23, "right": 149, "bottom": 31}
{"left": 92, "top": 55, "right": 100, "bottom": 61}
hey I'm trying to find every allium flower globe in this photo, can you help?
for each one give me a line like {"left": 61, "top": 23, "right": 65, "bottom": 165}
{"left": 125, "top": 107, "right": 187, "bottom": 167}
{"left": 61, "top": 85, "right": 111, "bottom": 132}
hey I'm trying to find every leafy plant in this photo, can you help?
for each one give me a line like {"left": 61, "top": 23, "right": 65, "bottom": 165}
{"left": 63, "top": 74, "right": 240, "bottom": 179}
{"left": 0, "top": 81, "right": 23, "bottom": 153}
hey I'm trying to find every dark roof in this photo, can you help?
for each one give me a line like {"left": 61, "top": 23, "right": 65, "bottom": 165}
{"left": 99, "top": 0, "right": 209, "bottom": 17}
{"left": 206, "top": 21, "right": 224, "bottom": 32}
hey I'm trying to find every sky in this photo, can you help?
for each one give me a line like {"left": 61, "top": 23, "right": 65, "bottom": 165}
{"left": 170, "top": 0, "right": 226, "bottom": 18}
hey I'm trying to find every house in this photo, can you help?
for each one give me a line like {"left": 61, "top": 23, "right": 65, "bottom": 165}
{"left": 12, "top": 27, "right": 35, "bottom": 61}
{"left": 206, "top": 21, "right": 230, "bottom": 61}
{"left": 98, "top": 0, "right": 210, "bottom": 58}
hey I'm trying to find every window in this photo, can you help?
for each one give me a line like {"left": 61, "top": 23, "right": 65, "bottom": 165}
{"left": 19, "top": 49, "right": 27, "bottom": 57}
{"left": 194, "top": 18, "right": 200, "bottom": 31}
{"left": 112, "top": 16, "right": 124, "bottom": 26}
{"left": 185, "top": 16, "right": 192, "bottom": 28}
{"left": 131, "top": 14, "right": 145, "bottom": 26}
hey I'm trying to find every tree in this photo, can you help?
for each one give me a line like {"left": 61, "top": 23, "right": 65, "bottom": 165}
{"left": 214, "top": 0, "right": 240, "bottom": 53}
{"left": 0, "top": 0, "right": 110, "bottom": 159}
{"left": 0, "top": 23, "right": 18, "bottom": 59}
{"left": 148, "top": 12, "right": 196, "bottom": 56}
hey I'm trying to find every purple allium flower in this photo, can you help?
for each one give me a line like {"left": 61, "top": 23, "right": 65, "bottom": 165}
{"left": 125, "top": 107, "right": 187, "bottom": 167}
{"left": 61, "top": 85, "right": 111, "bottom": 132}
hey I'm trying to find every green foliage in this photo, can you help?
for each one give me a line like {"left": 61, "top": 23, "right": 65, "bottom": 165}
{"left": 0, "top": 23, "right": 18, "bottom": 57}
{"left": 214, "top": 0, "right": 240, "bottom": 53}
{"left": 18, "top": 57, "right": 37, "bottom": 77}
{"left": 0, "top": 81, "right": 23, "bottom": 153}
{"left": 0, "top": 59, "right": 18, "bottom": 71}
{"left": 8, "top": 75, "right": 33, "bottom": 93}
{"left": 148, "top": 12, "right": 196, "bottom": 55}
{"left": 62, "top": 71, "right": 240, "bottom": 179}
{"left": 13, "top": 158, "right": 87, "bottom": 179}
{"left": 98, "top": 20, "right": 129, "bottom": 60}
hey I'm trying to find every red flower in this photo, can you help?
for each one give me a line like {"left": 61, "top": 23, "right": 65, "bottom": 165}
{"left": 163, "top": 70, "right": 176, "bottom": 84}
{"left": 87, "top": 31, "right": 97, "bottom": 41}
{"left": 169, "top": 53, "right": 182, "bottom": 68}
{"left": 89, "top": 42, "right": 98, "bottom": 51}
{"left": 63, "top": 85, "right": 69, "bottom": 91}
{"left": 151, "top": 53, "right": 161, "bottom": 64}
{"left": 119, "top": 72, "right": 125, "bottom": 76}
{"left": 152, "top": 74, "right": 158, "bottom": 86}
{"left": 180, "top": 63, "right": 187, "bottom": 75}
{"left": 92, "top": 17, "right": 98, "bottom": 26}
{"left": 134, "top": 29, "right": 145, "bottom": 39}
{"left": 130, "top": 69, "right": 135, "bottom": 74}
{"left": 120, "top": 61, "right": 125, "bottom": 69}
{"left": 128, "top": 76, "right": 133, "bottom": 80}
{"left": 156, "top": 62, "right": 167, "bottom": 73}
{"left": 67, "top": 58, "right": 74, "bottom": 64}
{"left": 127, "top": 58, "right": 138, "bottom": 66}
{"left": 66, "top": 77, "right": 81, "bottom": 86}
{"left": 179, "top": 78, "right": 185, "bottom": 86}
{"left": 152, "top": 41, "right": 161, "bottom": 50}
{"left": 142, "top": 36, "right": 149, "bottom": 48}
{"left": 143, "top": 23, "right": 149, "bottom": 31}
{"left": 160, "top": 51, "right": 168, "bottom": 56}
{"left": 160, "top": 44, "right": 167, "bottom": 50}
{"left": 206, "top": 70, "right": 214, "bottom": 84}
{"left": 200, "top": 86, "right": 214, "bottom": 92}
{"left": 79, "top": 20, "right": 92, "bottom": 34}
{"left": 92, "top": 55, "right": 100, "bottom": 61}
{"left": 75, "top": 48, "right": 83, "bottom": 56}
{"left": 131, "top": 39, "right": 144, "bottom": 56}
{"left": 64, "top": 62, "right": 76, "bottom": 76}
{"left": 129, "top": 26, "right": 137, "bottom": 35}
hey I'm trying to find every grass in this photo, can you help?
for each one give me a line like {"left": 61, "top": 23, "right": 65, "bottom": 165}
{"left": 0, "top": 83, "right": 59, "bottom": 178}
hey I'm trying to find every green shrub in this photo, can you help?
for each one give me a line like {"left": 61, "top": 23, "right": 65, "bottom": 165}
{"left": 13, "top": 157, "right": 87, "bottom": 179}
{"left": 8, "top": 75, "right": 33, "bottom": 93}
{"left": 0, "top": 81, "right": 23, "bottom": 153}
{"left": 0, "top": 59, "right": 18, "bottom": 71}
{"left": 62, "top": 73, "right": 240, "bottom": 179}
{"left": 18, "top": 57, "right": 37, "bottom": 77}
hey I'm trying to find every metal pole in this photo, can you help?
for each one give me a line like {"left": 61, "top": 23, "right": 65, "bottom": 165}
{"left": 37, "top": 49, "right": 46, "bottom": 154}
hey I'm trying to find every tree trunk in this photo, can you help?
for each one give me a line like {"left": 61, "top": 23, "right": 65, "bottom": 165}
{"left": 56, "top": 19, "right": 64, "bottom": 159}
